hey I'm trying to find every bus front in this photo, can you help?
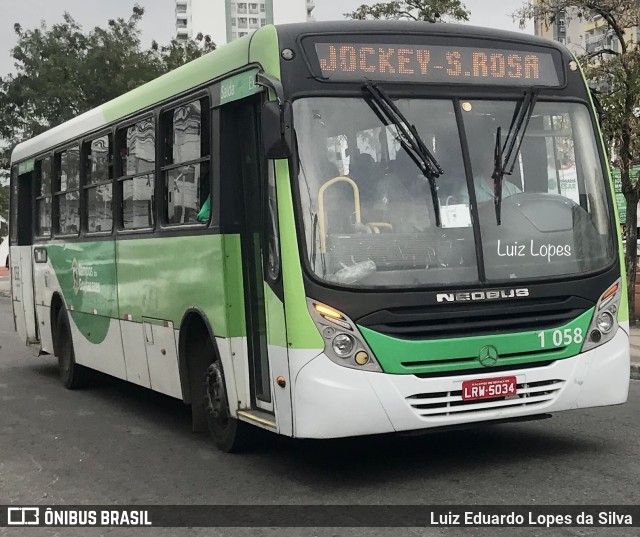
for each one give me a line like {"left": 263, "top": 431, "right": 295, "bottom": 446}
{"left": 275, "top": 22, "right": 629, "bottom": 438}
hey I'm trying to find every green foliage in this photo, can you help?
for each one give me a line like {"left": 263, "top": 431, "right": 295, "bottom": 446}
{"left": 0, "top": 185, "right": 7, "bottom": 213}
{"left": 585, "top": 52, "right": 640, "bottom": 162}
{"left": 345, "top": 0, "right": 470, "bottom": 22}
{"left": 0, "top": 5, "right": 215, "bottom": 145}
{"left": 151, "top": 33, "right": 216, "bottom": 73}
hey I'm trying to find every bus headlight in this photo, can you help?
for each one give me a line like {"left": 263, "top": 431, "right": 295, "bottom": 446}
{"left": 582, "top": 279, "right": 621, "bottom": 352}
{"left": 596, "top": 311, "right": 614, "bottom": 334}
{"left": 332, "top": 333, "right": 355, "bottom": 357}
{"left": 307, "top": 299, "right": 382, "bottom": 372}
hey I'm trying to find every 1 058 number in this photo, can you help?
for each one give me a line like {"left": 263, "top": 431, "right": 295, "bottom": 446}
{"left": 537, "top": 328, "right": 583, "bottom": 348}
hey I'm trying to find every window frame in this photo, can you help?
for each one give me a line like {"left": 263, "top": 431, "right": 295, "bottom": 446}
{"left": 159, "top": 91, "right": 212, "bottom": 228}
{"left": 83, "top": 131, "right": 115, "bottom": 236}
{"left": 53, "top": 143, "right": 82, "bottom": 237}
{"left": 115, "top": 113, "right": 157, "bottom": 233}
{"left": 34, "top": 155, "right": 53, "bottom": 239}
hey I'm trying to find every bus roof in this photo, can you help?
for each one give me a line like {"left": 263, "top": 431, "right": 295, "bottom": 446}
{"left": 11, "top": 21, "right": 565, "bottom": 165}
{"left": 274, "top": 20, "right": 562, "bottom": 50}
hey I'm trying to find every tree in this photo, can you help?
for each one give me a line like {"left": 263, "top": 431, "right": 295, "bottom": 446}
{"left": 0, "top": 5, "right": 215, "bottom": 146}
{"left": 151, "top": 33, "right": 216, "bottom": 73}
{"left": 345, "top": 0, "right": 470, "bottom": 22}
{"left": 517, "top": 1, "right": 640, "bottom": 323}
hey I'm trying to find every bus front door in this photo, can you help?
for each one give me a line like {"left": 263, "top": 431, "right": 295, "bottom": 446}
{"left": 237, "top": 99, "right": 275, "bottom": 414}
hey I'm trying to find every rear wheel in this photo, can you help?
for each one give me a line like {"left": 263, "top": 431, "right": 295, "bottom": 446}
{"left": 56, "top": 309, "right": 90, "bottom": 389}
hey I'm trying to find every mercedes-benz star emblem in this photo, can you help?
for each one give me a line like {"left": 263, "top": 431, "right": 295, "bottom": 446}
{"left": 478, "top": 345, "right": 499, "bottom": 367}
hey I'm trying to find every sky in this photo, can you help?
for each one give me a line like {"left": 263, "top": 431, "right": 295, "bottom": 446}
{"left": 315, "top": 0, "right": 534, "bottom": 33}
{"left": 0, "top": 0, "right": 534, "bottom": 77}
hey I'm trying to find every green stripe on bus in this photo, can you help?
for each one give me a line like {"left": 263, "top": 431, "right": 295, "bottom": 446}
{"left": 359, "top": 308, "right": 594, "bottom": 375}
{"left": 46, "top": 235, "right": 247, "bottom": 342}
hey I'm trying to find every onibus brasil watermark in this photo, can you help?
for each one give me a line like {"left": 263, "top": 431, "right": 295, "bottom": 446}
{"left": 1, "top": 506, "right": 637, "bottom": 528}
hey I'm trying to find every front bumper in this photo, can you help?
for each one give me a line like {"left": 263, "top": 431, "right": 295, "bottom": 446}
{"left": 292, "top": 328, "right": 630, "bottom": 439}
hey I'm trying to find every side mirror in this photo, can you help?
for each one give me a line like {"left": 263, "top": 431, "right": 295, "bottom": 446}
{"left": 262, "top": 100, "right": 293, "bottom": 159}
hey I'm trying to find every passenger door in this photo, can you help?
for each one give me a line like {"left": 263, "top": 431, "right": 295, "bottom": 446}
{"left": 236, "top": 98, "right": 274, "bottom": 411}
{"left": 10, "top": 164, "right": 38, "bottom": 345}
{"left": 218, "top": 79, "right": 288, "bottom": 419}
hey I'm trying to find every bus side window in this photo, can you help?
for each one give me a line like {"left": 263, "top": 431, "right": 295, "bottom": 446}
{"left": 54, "top": 146, "right": 80, "bottom": 236}
{"left": 161, "top": 98, "right": 211, "bottom": 225}
{"left": 117, "top": 117, "right": 156, "bottom": 230}
{"left": 35, "top": 157, "right": 52, "bottom": 237}
{"left": 84, "top": 134, "right": 113, "bottom": 233}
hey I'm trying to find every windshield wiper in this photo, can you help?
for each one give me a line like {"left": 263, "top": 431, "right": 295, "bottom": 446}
{"left": 363, "top": 82, "right": 444, "bottom": 227}
{"left": 492, "top": 88, "right": 538, "bottom": 225}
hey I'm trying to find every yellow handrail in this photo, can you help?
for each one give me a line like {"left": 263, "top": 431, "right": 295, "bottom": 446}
{"left": 318, "top": 176, "right": 361, "bottom": 253}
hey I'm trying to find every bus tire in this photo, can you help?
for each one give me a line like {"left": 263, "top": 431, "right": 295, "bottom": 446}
{"left": 56, "top": 309, "right": 90, "bottom": 389}
{"left": 204, "top": 357, "right": 253, "bottom": 453}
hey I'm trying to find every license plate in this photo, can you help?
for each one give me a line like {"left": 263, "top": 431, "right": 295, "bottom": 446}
{"left": 461, "top": 376, "right": 517, "bottom": 401}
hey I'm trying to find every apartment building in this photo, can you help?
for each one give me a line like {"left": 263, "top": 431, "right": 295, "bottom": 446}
{"left": 175, "top": 0, "right": 315, "bottom": 45}
{"left": 533, "top": 2, "right": 637, "bottom": 58}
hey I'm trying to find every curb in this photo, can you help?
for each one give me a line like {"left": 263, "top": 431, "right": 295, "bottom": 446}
{"left": 632, "top": 362, "right": 640, "bottom": 381}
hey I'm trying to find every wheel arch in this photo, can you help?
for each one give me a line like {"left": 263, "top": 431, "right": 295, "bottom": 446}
{"left": 178, "top": 307, "right": 221, "bottom": 404}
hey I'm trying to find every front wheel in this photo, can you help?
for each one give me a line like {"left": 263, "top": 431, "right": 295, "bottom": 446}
{"left": 56, "top": 309, "right": 90, "bottom": 389}
{"left": 204, "top": 360, "right": 253, "bottom": 453}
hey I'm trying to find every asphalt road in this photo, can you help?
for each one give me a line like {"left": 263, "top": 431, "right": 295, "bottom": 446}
{"left": 0, "top": 294, "right": 639, "bottom": 537}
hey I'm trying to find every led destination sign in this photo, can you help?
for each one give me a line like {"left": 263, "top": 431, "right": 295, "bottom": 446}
{"left": 314, "top": 43, "right": 562, "bottom": 86}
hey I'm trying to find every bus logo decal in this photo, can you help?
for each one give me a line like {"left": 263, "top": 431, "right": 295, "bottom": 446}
{"left": 436, "top": 288, "right": 530, "bottom": 303}
{"left": 478, "top": 345, "right": 499, "bottom": 367}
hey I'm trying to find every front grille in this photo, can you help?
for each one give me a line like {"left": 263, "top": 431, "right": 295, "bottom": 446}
{"left": 357, "top": 296, "right": 593, "bottom": 339}
{"left": 406, "top": 379, "right": 565, "bottom": 419}
{"left": 413, "top": 360, "right": 556, "bottom": 379}
{"left": 401, "top": 347, "right": 561, "bottom": 369}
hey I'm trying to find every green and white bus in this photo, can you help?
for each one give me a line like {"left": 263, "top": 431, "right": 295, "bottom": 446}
{"left": 9, "top": 21, "right": 629, "bottom": 451}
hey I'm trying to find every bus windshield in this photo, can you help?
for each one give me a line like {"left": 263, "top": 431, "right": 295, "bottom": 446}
{"left": 294, "top": 97, "right": 616, "bottom": 288}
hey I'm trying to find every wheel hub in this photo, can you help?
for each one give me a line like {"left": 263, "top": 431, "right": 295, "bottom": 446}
{"left": 205, "top": 362, "right": 227, "bottom": 421}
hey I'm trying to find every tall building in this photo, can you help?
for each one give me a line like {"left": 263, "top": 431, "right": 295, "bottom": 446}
{"left": 175, "top": 0, "right": 315, "bottom": 46}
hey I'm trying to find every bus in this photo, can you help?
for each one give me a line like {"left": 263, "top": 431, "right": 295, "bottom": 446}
{"left": 8, "top": 21, "right": 629, "bottom": 452}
